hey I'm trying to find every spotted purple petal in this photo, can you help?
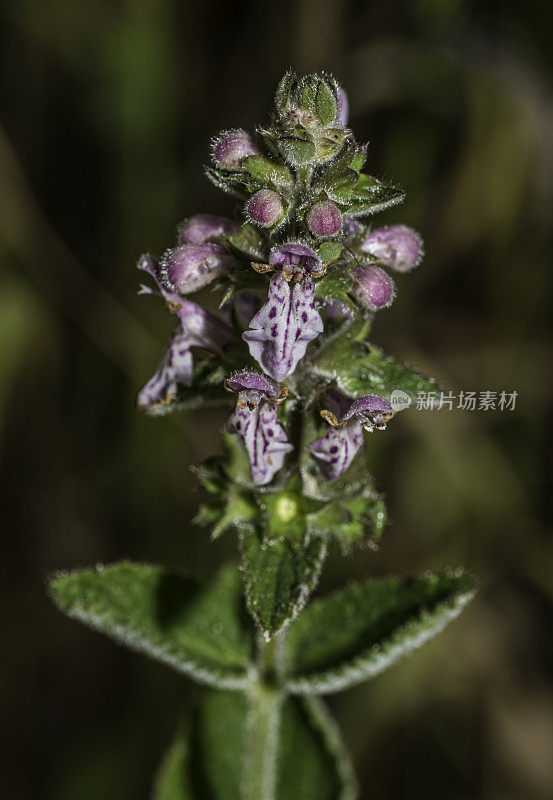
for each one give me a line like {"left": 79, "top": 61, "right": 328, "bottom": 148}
{"left": 243, "top": 273, "right": 323, "bottom": 382}
{"left": 309, "top": 390, "right": 392, "bottom": 480}
{"left": 227, "top": 402, "right": 293, "bottom": 485}
{"left": 177, "top": 214, "right": 239, "bottom": 245}
{"left": 309, "top": 421, "right": 364, "bottom": 482}
{"left": 136, "top": 329, "right": 194, "bottom": 409}
{"left": 269, "top": 242, "right": 321, "bottom": 275}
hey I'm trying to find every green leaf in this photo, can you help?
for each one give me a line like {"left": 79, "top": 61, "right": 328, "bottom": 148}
{"left": 152, "top": 733, "right": 193, "bottom": 800}
{"left": 239, "top": 527, "right": 327, "bottom": 639}
{"left": 314, "top": 330, "right": 437, "bottom": 401}
{"left": 315, "top": 128, "right": 348, "bottom": 163}
{"left": 274, "top": 70, "right": 296, "bottom": 114}
{"left": 307, "top": 494, "right": 386, "bottom": 553}
{"left": 243, "top": 155, "right": 293, "bottom": 188}
{"left": 323, "top": 168, "right": 358, "bottom": 203}
{"left": 346, "top": 174, "right": 405, "bottom": 215}
{"left": 314, "top": 269, "right": 354, "bottom": 313}
{"left": 204, "top": 166, "right": 260, "bottom": 199}
{"left": 316, "top": 241, "right": 343, "bottom": 265}
{"left": 228, "top": 224, "right": 267, "bottom": 261}
{"left": 284, "top": 572, "right": 476, "bottom": 694}
{"left": 280, "top": 137, "right": 316, "bottom": 165}
{"left": 49, "top": 562, "right": 252, "bottom": 689}
{"left": 154, "top": 691, "right": 355, "bottom": 800}
{"left": 315, "top": 82, "right": 337, "bottom": 125}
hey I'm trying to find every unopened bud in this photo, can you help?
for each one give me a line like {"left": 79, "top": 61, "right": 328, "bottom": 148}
{"left": 307, "top": 200, "right": 342, "bottom": 238}
{"left": 161, "top": 243, "right": 236, "bottom": 295}
{"left": 351, "top": 265, "right": 396, "bottom": 312}
{"left": 212, "top": 129, "right": 258, "bottom": 171}
{"left": 361, "top": 225, "right": 423, "bottom": 273}
{"left": 247, "top": 189, "right": 285, "bottom": 227}
{"left": 177, "top": 214, "right": 238, "bottom": 245}
{"left": 335, "top": 86, "right": 349, "bottom": 126}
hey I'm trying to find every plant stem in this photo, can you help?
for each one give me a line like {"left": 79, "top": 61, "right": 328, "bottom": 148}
{"left": 242, "top": 634, "right": 286, "bottom": 800}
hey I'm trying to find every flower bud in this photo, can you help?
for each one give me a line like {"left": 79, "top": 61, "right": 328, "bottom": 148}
{"left": 351, "top": 265, "right": 396, "bottom": 312}
{"left": 342, "top": 216, "right": 363, "bottom": 241}
{"left": 307, "top": 200, "right": 342, "bottom": 238}
{"left": 360, "top": 225, "right": 423, "bottom": 273}
{"left": 161, "top": 243, "right": 236, "bottom": 295}
{"left": 247, "top": 189, "right": 285, "bottom": 227}
{"left": 335, "top": 86, "right": 349, "bottom": 126}
{"left": 212, "top": 129, "right": 258, "bottom": 170}
{"left": 177, "top": 214, "right": 238, "bottom": 245}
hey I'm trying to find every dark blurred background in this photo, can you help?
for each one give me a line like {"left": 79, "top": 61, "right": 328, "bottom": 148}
{"left": 1, "top": 0, "right": 552, "bottom": 798}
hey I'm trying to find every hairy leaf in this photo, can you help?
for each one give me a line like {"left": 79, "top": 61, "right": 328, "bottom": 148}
{"left": 284, "top": 572, "right": 475, "bottom": 694}
{"left": 239, "top": 527, "right": 327, "bottom": 639}
{"left": 49, "top": 562, "right": 251, "bottom": 689}
{"left": 228, "top": 224, "right": 268, "bottom": 261}
{"left": 314, "top": 329, "right": 437, "bottom": 401}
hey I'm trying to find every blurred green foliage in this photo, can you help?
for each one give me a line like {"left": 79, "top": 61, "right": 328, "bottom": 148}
{"left": 0, "top": 0, "right": 551, "bottom": 798}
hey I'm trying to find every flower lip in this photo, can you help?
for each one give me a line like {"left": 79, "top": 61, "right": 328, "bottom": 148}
{"left": 226, "top": 370, "right": 279, "bottom": 397}
{"left": 225, "top": 370, "right": 287, "bottom": 410}
{"left": 269, "top": 242, "right": 322, "bottom": 276}
{"left": 321, "top": 392, "right": 393, "bottom": 431}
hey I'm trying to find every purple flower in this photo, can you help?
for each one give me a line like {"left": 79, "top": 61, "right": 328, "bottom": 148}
{"left": 138, "top": 255, "right": 235, "bottom": 407}
{"left": 243, "top": 272, "right": 323, "bottom": 382}
{"left": 226, "top": 369, "right": 285, "bottom": 409}
{"left": 309, "top": 390, "right": 392, "bottom": 481}
{"left": 177, "top": 214, "right": 238, "bottom": 245}
{"left": 160, "top": 243, "right": 236, "bottom": 295}
{"left": 136, "top": 300, "right": 234, "bottom": 410}
{"left": 351, "top": 265, "right": 396, "bottom": 312}
{"left": 360, "top": 225, "right": 423, "bottom": 273}
{"left": 226, "top": 370, "right": 292, "bottom": 485}
{"left": 246, "top": 189, "right": 285, "bottom": 227}
{"left": 212, "top": 129, "right": 259, "bottom": 170}
{"left": 269, "top": 242, "right": 322, "bottom": 277}
{"left": 307, "top": 200, "right": 342, "bottom": 238}
{"left": 136, "top": 329, "right": 194, "bottom": 409}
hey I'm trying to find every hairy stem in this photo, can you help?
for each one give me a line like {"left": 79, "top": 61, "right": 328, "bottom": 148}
{"left": 242, "top": 634, "right": 286, "bottom": 800}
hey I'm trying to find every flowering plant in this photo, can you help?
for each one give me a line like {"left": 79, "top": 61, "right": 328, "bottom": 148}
{"left": 49, "top": 72, "right": 474, "bottom": 799}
